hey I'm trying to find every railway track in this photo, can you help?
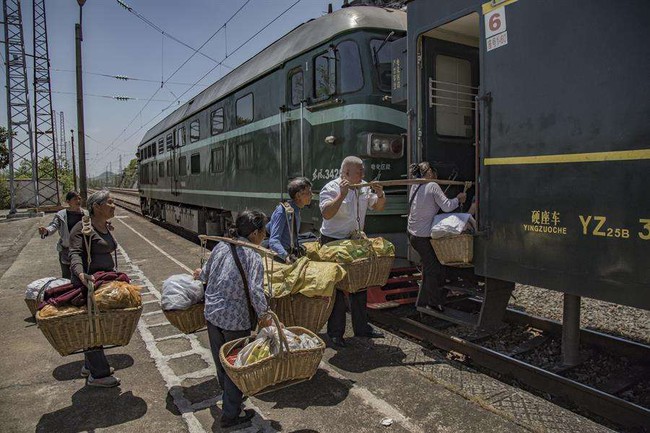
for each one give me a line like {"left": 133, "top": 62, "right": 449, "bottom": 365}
{"left": 106, "top": 187, "right": 650, "bottom": 431}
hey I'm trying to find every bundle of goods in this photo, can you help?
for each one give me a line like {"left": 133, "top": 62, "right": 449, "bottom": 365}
{"left": 429, "top": 213, "right": 476, "bottom": 267}
{"left": 263, "top": 257, "right": 345, "bottom": 333}
{"left": 220, "top": 312, "right": 324, "bottom": 396}
{"left": 25, "top": 277, "right": 69, "bottom": 316}
{"left": 305, "top": 237, "right": 395, "bottom": 293}
{"left": 161, "top": 274, "right": 205, "bottom": 333}
{"left": 36, "top": 273, "right": 142, "bottom": 356}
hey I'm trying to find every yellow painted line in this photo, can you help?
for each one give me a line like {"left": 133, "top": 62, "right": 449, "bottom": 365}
{"left": 484, "top": 149, "right": 650, "bottom": 166}
{"left": 482, "top": 0, "right": 519, "bottom": 14}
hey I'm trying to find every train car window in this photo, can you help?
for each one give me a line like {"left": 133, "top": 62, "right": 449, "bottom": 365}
{"left": 289, "top": 69, "right": 304, "bottom": 106}
{"left": 177, "top": 126, "right": 187, "bottom": 147}
{"left": 190, "top": 153, "right": 200, "bottom": 174}
{"left": 211, "top": 147, "right": 225, "bottom": 173}
{"left": 151, "top": 142, "right": 157, "bottom": 157}
{"left": 178, "top": 156, "right": 187, "bottom": 176}
{"left": 211, "top": 108, "right": 224, "bottom": 135}
{"left": 314, "top": 52, "right": 335, "bottom": 99}
{"left": 236, "top": 94, "right": 253, "bottom": 125}
{"left": 190, "top": 120, "right": 200, "bottom": 143}
{"left": 370, "top": 39, "right": 392, "bottom": 92}
{"left": 166, "top": 133, "right": 173, "bottom": 151}
{"left": 158, "top": 161, "right": 165, "bottom": 177}
{"left": 434, "top": 55, "right": 474, "bottom": 138}
{"left": 337, "top": 40, "right": 363, "bottom": 94}
{"left": 158, "top": 138, "right": 164, "bottom": 154}
{"left": 166, "top": 159, "right": 171, "bottom": 177}
{"left": 236, "top": 141, "right": 254, "bottom": 170}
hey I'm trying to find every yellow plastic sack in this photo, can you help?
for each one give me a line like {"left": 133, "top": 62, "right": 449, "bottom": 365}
{"left": 94, "top": 281, "right": 142, "bottom": 310}
{"left": 316, "top": 238, "right": 396, "bottom": 263}
{"left": 263, "top": 257, "right": 344, "bottom": 298}
{"left": 38, "top": 304, "right": 86, "bottom": 318}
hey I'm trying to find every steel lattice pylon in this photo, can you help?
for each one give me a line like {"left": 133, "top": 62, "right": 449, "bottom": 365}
{"left": 3, "top": 0, "right": 38, "bottom": 212}
{"left": 32, "top": 0, "right": 60, "bottom": 206}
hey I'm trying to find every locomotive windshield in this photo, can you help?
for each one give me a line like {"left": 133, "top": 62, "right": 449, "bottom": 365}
{"left": 314, "top": 40, "right": 363, "bottom": 99}
{"left": 370, "top": 38, "right": 394, "bottom": 92}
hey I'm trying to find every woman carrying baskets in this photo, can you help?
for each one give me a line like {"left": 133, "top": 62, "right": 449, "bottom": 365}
{"left": 407, "top": 162, "right": 466, "bottom": 312}
{"left": 68, "top": 190, "right": 120, "bottom": 388}
{"left": 194, "top": 210, "right": 273, "bottom": 429}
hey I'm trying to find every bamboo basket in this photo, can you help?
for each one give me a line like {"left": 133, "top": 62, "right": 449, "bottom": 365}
{"left": 36, "top": 306, "right": 142, "bottom": 356}
{"left": 164, "top": 302, "right": 206, "bottom": 334}
{"left": 430, "top": 234, "right": 474, "bottom": 267}
{"left": 25, "top": 299, "right": 38, "bottom": 317}
{"left": 270, "top": 294, "right": 334, "bottom": 334}
{"left": 220, "top": 312, "right": 324, "bottom": 396}
{"left": 336, "top": 256, "right": 394, "bottom": 293}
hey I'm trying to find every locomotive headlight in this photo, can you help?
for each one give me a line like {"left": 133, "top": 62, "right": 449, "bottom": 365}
{"left": 366, "top": 133, "right": 404, "bottom": 159}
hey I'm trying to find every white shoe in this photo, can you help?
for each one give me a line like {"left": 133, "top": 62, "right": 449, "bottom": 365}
{"left": 81, "top": 365, "right": 115, "bottom": 377}
{"left": 86, "top": 374, "right": 120, "bottom": 388}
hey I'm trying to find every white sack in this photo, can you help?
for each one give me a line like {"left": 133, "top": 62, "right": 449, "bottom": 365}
{"left": 161, "top": 274, "right": 204, "bottom": 310}
{"left": 25, "top": 277, "right": 70, "bottom": 300}
{"left": 430, "top": 213, "right": 476, "bottom": 239}
{"left": 234, "top": 325, "right": 321, "bottom": 367}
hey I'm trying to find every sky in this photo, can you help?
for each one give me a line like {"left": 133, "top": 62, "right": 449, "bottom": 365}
{"left": 1, "top": 0, "right": 347, "bottom": 176}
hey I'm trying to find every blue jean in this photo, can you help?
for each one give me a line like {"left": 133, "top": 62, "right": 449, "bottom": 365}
{"left": 207, "top": 322, "right": 250, "bottom": 419}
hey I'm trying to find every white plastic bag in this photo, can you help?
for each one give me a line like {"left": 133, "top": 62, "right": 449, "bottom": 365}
{"left": 234, "top": 325, "right": 321, "bottom": 367}
{"left": 161, "top": 274, "right": 204, "bottom": 310}
{"left": 430, "top": 213, "right": 476, "bottom": 239}
{"left": 25, "top": 277, "right": 70, "bottom": 300}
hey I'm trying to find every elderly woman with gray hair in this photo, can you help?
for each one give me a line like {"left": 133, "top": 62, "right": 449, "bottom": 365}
{"left": 68, "top": 189, "right": 120, "bottom": 388}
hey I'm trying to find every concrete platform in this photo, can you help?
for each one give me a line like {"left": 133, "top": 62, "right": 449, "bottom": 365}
{"left": 0, "top": 208, "right": 614, "bottom": 432}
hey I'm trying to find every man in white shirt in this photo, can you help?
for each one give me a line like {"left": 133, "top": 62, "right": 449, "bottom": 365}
{"left": 319, "top": 156, "right": 386, "bottom": 348}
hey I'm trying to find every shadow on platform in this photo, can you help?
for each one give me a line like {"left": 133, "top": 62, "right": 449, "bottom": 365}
{"left": 36, "top": 387, "right": 147, "bottom": 432}
{"left": 328, "top": 340, "right": 444, "bottom": 373}
{"left": 52, "top": 354, "right": 135, "bottom": 381}
{"left": 257, "top": 369, "right": 351, "bottom": 409}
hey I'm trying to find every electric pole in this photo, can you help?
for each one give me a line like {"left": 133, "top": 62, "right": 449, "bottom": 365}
{"left": 75, "top": 0, "right": 88, "bottom": 205}
{"left": 70, "top": 129, "right": 78, "bottom": 190}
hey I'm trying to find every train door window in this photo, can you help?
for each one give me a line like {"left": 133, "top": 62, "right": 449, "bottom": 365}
{"left": 314, "top": 50, "right": 335, "bottom": 99}
{"left": 158, "top": 138, "right": 164, "bottom": 154}
{"left": 166, "top": 133, "right": 173, "bottom": 150}
{"left": 289, "top": 69, "right": 304, "bottom": 106}
{"left": 211, "top": 147, "right": 225, "bottom": 173}
{"left": 177, "top": 126, "right": 187, "bottom": 147}
{"left": 190, "top": 120, "right": 200, "bottom": 143}
{"left": 190, "top": 153, "right": 200, "bottom": 174}
{"left": 178, "top": 156, "right": 187, "bottom": 176}
{"left": 434, "top": 55, "right": 474, "bottom": 138}
{"left": 159, "top": 161, "right": 165, "bottom": 177}
{"left": 236, "top": 94, "right": 253, "bottom": 126}
{"left": 236, "top": 141, "right": 254, "bottom": 170}
{"left": 211, "top": 108, "right": 224, "bottom": 135}
{"left": 336, "top": 40, "right": 363, "bottom": 94}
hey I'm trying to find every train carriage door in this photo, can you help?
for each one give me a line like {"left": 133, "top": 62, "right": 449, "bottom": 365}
{"left": 284, "top": 66, "right": 306, "bottom": 183}
{"left": 419, "top": 13, "right": 480, "bottom": 203}
{"left": 169, "top": 131, "right": 179, "bottom": 196}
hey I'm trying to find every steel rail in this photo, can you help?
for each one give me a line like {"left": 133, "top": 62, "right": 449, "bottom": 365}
{"left": 368, "top": 309, "right": 650, "bottom": 431}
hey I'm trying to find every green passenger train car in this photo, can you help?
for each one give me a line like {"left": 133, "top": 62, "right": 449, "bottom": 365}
{"left": 136, "top": 6, "right": 409, "bottom": 254}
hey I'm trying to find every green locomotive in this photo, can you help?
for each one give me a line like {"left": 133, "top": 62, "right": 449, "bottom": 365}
{"left": 137, "top": 6, "right": 408, "bottom": 253}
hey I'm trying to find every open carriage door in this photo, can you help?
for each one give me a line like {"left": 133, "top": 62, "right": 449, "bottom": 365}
{"left": 284, "top": 66, "right": 306, "bottom": 185}
{"left": 414, "top": 9, "right": 514, "bottom": 329}
{"left": 170, "top": 129, "right": 180, "bottom": 196}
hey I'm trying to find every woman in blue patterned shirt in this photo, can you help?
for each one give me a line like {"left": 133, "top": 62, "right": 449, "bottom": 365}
{"left": 195, "top": 210, "right": 272, "bottom": 428}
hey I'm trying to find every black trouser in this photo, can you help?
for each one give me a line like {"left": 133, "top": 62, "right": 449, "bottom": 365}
{"left": 84, "top": 347, "right": 111, "bottom": 378}
{"left": 321, "top": 234, "right": 372, "bottom": 339}
{"left": 409, "top": 234, "right": 447, "bottom": 306}
{"left": 207, "top": 322, "right": 250, "bottom": 419}
{"left": 59, "top": 251, "right": 71, "bottom": 279}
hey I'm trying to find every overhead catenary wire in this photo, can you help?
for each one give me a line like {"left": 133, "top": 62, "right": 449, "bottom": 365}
{"left": 106, "top": 0, "right": 252, "bottom": 151}
{"left": 52, "top": 90, "right": 175, "bottom": 103}
{"left": 108, "top": 0, "right": 304, "bottom": 156}
{"left": 93, "top": 0, "right": 302, "bottom": 166}
{"left": 116, "top": 0, "right": 235, "bottom": 70}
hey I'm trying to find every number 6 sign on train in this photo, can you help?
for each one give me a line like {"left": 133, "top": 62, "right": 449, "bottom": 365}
{"left": 485, "top": 7, "right": 508, "bottom": 51}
